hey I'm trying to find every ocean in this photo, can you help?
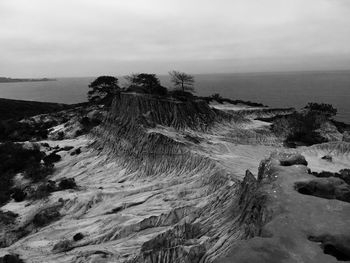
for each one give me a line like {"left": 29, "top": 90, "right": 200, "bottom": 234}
{"left": 0, "top": 70, "right": 349, "bottom": 122}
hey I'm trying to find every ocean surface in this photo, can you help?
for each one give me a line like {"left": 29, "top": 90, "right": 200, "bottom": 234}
{"left": 0, "top": 71, "right": 349, "bottom": 122}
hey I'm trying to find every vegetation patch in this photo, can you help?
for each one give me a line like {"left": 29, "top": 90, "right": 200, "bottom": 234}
{"left": 0, "top": 142, "right": 54, "bottom": 205}
{"left": 267, "top": 103, "right": 340, "bottom": 147}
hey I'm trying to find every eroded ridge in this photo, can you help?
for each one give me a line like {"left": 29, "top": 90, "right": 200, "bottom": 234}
{"left": 1, "top": 94, "right": 349, "bottom": 263}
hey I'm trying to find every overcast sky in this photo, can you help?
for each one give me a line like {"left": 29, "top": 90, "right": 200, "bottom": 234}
{"left": 1, "top": 0, "right": 350, "bottom": 77}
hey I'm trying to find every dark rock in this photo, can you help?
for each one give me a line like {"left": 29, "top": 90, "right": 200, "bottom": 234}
{"left": 321, "top": 155, "right": 333, "bottom": 162}
{"left": 73, "top": 232, "right": 84, "bottom": 241}
{"left": 279, "top": 154, "right": 308, "bottom": 166}
{"left": 58, "top": 178, "right": 77, "bottom": 190}
{"left": 11, "top": 188, "right": 26, "bottom": 202}
{"left": 0, "top": 254, "right": 24, "bottom": 263}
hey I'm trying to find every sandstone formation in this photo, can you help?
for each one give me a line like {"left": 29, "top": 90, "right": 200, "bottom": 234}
{"left": 0, "top": 94, "right": 349, "bottom": 263}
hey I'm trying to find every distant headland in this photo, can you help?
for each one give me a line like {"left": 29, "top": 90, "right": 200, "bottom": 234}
{"left": 0, "top": 77, "right": 56, "bottom": 83}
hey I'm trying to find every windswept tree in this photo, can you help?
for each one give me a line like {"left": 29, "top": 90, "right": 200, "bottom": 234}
{"left": 169, "top": 71, "right": 195, "bottom": 93}
{"left": 88, "top": 76, "right": 120, "bottom": 106}
{"left": 125, "top": 73, "right": 167, "bottom": 96}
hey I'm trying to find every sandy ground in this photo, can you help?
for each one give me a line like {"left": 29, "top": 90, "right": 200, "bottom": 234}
{"left": 210, "top": 102, "right": 264, "bottom": 112}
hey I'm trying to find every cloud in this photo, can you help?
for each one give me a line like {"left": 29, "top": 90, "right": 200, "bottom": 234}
{"left": 0, "top": 0, "right": 350, "bottom": 76}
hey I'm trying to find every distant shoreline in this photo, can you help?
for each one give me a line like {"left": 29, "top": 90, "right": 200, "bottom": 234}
{"left": 0, "top": 77, "right": 56, "bottom": 83}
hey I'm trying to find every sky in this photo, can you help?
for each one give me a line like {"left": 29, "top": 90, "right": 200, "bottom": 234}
{"left": 1, "top": 0, "right": 350, "bottom": 77}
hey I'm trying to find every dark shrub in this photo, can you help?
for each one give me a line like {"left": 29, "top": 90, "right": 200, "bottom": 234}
{"left": 11, "top": 188, "right": 27, "bottom": 202}
{"left": 40, "top": 142, "right": 50, "bottom": 148}
{"left": 339, "top": 169, "right": 350, "bottom": 184}
{"left": 0, "top": 119, "right": 52, "bottom": 142}
{"left": 125, "top": 73, "right": 167, "bottom": 96}
{"left": 70, "top": 148, "right": 81, "bottom": 156}
{"left": 0, "top": 142, "right": 51, "bottom": 205}
{"left": 33, "top": 207, "right": 60, "bottom": 227}
{"left": 80, "top": 117, "right": 90, "bottom": 127}
{"left": 151, "top": 85, "right": 168, "bottom": 96}
{"left": 305, "top": 102, "right": 337, "bottom": 117}
{"left": 125, "top": 86, "right": 148, "bottom": 94}
{"left": 0, "top": 254, "right": 24, "bottom": 263}
{"left": 57, "top": 131, "right": 65, "bottom": 140}
{"left": 58, "top": 178, "right": 77, "bottom": 190}
{"left": 168, "top": 90, "right": 195, "bottom": 101}
{"left": 210, "top": 93, "right": 224, "bottom": 103}
{"left": 43, "top": 153, "right": 61, "bottom": 164}
{"left": 0, "top": 210, "right": 18, "bottom": 225}
{"left": 280, "top": 154, "right": 308, "bottom": 166}
{"left": 25, "top": 163, "right": 54, "bottom": 182}
{"left": 74, "top": 129, "right": 84, "bottom": 137}
{"left": 88, "top": 76, "right": 120, "bottom": 106}
{"left": 271, "top": 111, "right": 328, "bottom": 146}
{"left": 29, "top": 181, "right": 57, "bottom": 200}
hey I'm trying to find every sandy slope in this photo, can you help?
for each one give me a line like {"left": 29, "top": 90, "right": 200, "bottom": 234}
{"left": 0, "top": 122, "right": 284, "bottom": 262}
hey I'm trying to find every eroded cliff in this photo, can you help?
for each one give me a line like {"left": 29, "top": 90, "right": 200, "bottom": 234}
{"left": 1, "top": 94, "right": 349, "bottom": 263}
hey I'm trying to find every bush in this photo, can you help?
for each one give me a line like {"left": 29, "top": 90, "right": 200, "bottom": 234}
{"left": 0, "top": 142, "right": 54, "bottom": 205}
{"left": 125, "top": 73, "right": 168, "bottom": 96}
{"left": 271, "top": 111, "right": 328, "bottom": 146}
{"left": 305, "top": 102, "right": 337, "bottom": 117}
{"left": 0, "top": 254, "right": 24, "bottom": 263}
{"left": 210, "top": 93, "right": 224, "bottom": 103}
{"left": 0, "top": 119, "right": 52, "bottom": 142}
{"left": 0, "top": 210, "right": 18, "bottom": 225}
{"left": 168, "top": 90, "right": 195, "bottom": 101}
{"left": 25, "top": 163, "right": 54, "bottom": 182}
{"left": 58, "top": 178, "right": 77, "bottom": 190}
{"left": 43, "top": 153, "right": 61, "bottom": 164}
{"left": 29, "top": 181, "right": 57, "bottom": 200}
{"left": 11, "top": 188, "right": 27, "bottom": 202}
{"left": 70, "top": 148, "right": 81, "bottom": 156}
{"left": 33, "top": 207, "right": 60, "bottom": 227}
